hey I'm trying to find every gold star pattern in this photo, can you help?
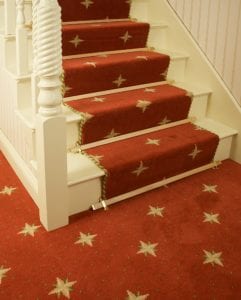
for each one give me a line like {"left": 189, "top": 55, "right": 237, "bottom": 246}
{"left": 188, "top": 144, "right": 202, "bottom": 160}
{"left": 69, "top": 35, "right": 84, "bottom": 48}
{"left": 147, "top": 206, "right": 165, "bottom": 217}
{"left": 92, "top": 97, "right": 106, "bottom": 102}
{"left": 0, "top": 266, "right": 11, "bottom": 284}
{"left": 18, "top": 223, "right": 41, "bottom": 237}
{"left": 81, "top": 0, "right": 94, "bottom": 9}
{"left": 84, "top": 62, "right": 97, "bottom": 68}
{"left": 145, "top": 138, "right": 160, "bottom": 146}
{"left": 137, "top": 241, "right": 158, "bottom": 257}
{"left": 203, "top": 250, "right": 223, "bottom": 267}
{"left": 158, "top": 116, "right": 171, "bottom": 126}
{"left": 203, "top": 212, "right": 220, "bottom": 224}
{"left": 136, "top": 100, "right": 151, "bottom": 113}
{"left": 75, "top": 232, "right": 97, "bottom": 246}
{"left": 132, "top": 161, "right": 149, "bottom": 176}
{"left": 104, "top": 129, "right": 120, "bottom": 139}
{"left": 202, "top": 184, "right": 218, "bottom": 193}
{"left": 120, "top": 31, "right": 132, "bottom": 43}
{"left": 113, "top": 74, "right": 127, "bottom": 87}
{"left": 49, "top": 278, "right": 76, "bottom": 299}
{"left": 126, "top": 290, "right": 149, "bottom": 300}
{"left": 0, "top": 186, "right": 17, "bottom": 196}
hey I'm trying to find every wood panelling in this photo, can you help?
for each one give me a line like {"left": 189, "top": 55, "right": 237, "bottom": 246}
{"left": 168, "top": 0, "right": 241, "bottom": 105}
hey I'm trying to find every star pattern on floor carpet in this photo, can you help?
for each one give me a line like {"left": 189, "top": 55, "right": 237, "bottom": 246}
{"left": 49, "top": 278, "right": 77, "bottom": 299}
{"left": 75, "top": 232, "right": 97, "bottom": 246}
{"left": 0, "top": 266, "right": 11, "bottom": 284}
{"left": 0, "top": 186, "right": 17, "bottom": 196}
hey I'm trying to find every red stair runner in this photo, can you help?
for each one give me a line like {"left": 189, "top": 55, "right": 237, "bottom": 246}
{"left": 58, "top": 0, "right": 131, "bottom": 22}
{"left": 66, "top": 84, "right": 192, "bottom": 144}
{"left": 85, "top": 123, "right": 219, "bottom": 199}
{"left": 62, "top": 20, "right": 150, "bottom": 56}
{"left": 63, "top": 50, "right": 170, "bottom": 97}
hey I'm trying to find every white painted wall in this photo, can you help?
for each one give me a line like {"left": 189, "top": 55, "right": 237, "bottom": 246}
{"left": 168, "top": 0, "right": 241, "bottom": 106}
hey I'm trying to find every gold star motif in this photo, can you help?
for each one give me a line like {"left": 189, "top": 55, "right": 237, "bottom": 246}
{"left": 147, "top": 206, "right": 165, "bottom": 217}
{"left": 132, "top": 161, "right": 149, "bottom": 176}
{"left": 126, "top": 290, "right": 149, "bottom": 300}
{"left": 81, "top": 0, "right": 94, "bottom": 9}
{"left": 158, "top": 116, "right": 171, "bottom": 126}
{"left": 75, "top": 232, "right": 97, "bottom": 246}
{"left": 136, "top": 56, "right": 148, "bottom": 60}
{"left": 49, "top": 278, "right": 76, "bottom": 299}
{"left": 202, "top": 184, "right": 218, "bottom": 193}
{"left": 0, "top": 186, "right": 17, "bottom": 196}
{"left": 137, "top": 241, "right": 158, "bottom": 257}
{"left": 69, "top": 35, "right": 84, "bottom": 48}
{"left": 145, "top": 138, "right": 160, "bottom": 146}
{"left": 144, "top": 88, "right": 156, "bottom": 93}
{"left": 120, "top": 31, "right": 132, "bottom": 43}
{"left": 18, "top": 223, "right": 41, "bottom": 237}
{"left": 104, "top": 129, "right": 120, "bottom": 139}
{"left": 91, "top": 97, "right": 106, "bottom": 102}
{"left": 136, "top": 100, "right": 151, "bottom": 113}
{"left": 188, "top": 144, "right": 202, "bottom": 160}
{"left": 203, "top": 212, "right": 220, "bottom": 224}
{"left": 84, "top": 62, "right": 97, "bottom": 68}
{"left": 113, "top": 74, "right": 127, "bottom": 87}
{"left": 203, "top": 250, "right": 223, "bottom": 267}
{"left": 0, "top": 266, "right": 11, "bottom": 284}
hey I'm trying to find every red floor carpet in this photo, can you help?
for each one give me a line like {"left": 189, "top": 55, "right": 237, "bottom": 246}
{"left": 1, "top": 151, "right": 241, "bottom": 299}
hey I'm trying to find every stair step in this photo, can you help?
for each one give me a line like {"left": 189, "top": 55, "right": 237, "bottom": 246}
{"left": 62, "top": 20, "right": 150, "bottom": 56}
{"left": 65, "top": 83, "right": 192, "bottom": 144}
{"left": 58, "top": 0, "right": 131, "bottom": 22}
{"left": 63, "top": 50, "right": 170, "bottom": 97}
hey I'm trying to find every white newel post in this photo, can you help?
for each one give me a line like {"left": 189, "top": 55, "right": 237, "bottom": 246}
{"left": 31, "top": 0, "right": 40, "bottom": 113}
{"left": 16, "top": 0, "right": 29, "bottom": 75}
{"left": 4, "top": 0, "right": 16, "bottom": 35}
{"left": 35, "top": 0, "right": 68, "bottom": 230}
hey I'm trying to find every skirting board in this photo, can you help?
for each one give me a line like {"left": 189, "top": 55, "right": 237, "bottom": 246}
{"left": 0, "top": 129, "right": 38, "bottom": 205}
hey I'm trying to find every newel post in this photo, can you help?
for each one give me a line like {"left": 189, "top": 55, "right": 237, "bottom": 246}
{"left": 16, "top": 0, "right": 28, "bottom": 75}
{"left": 35, "top": 0, "right": 68, "bottom": 230}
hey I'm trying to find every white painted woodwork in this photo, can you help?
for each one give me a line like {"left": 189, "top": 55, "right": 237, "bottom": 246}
{"left": 168, "top": 0, "right": 241, "bottom": 106}
{"left": 16, "top": 0, "right": 29, "bottom": 75}
{"left": 4, "top": 0, "right": 16, "bottom": 35}
{"left": 35, "top": 0, "right": 68, "bottom": 230}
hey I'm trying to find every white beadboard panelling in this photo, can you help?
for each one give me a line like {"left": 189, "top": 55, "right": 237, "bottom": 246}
{"left": 168, "top": 0, "right": 241, "bottom": 106}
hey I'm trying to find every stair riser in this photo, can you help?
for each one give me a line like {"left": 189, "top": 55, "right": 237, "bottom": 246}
{"left": 66, "top": 92, "right": 209, "bottom": 149}
{"left": 168, "top": 58, "right": 188, "bottom": 82}
{"left": 130, "top": 0, "right": 149, "bottom": 22}
{"left": 147, "top": 26, "right": 168, "bottom": 49}
{"left": 68, "top": 134, "right": 234, "bottom": 215}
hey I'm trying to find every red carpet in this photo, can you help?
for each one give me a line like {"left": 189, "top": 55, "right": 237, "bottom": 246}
{"left": 63, "top": 50, "right": 170, "bottom": 97}
{"left": 62, "top": 20, "right": 150, "bottom": 56}
{"left": 66, "top": 84, "right": 192, "bottom": 144}
{"left": 84, "top": 123, "right": 219, "bottom": 199}
{"left": 1, "top": 152, "right": 241, "bottom": 299}
{"left": 58, "top": 0, "right": 131, "bottom": 22}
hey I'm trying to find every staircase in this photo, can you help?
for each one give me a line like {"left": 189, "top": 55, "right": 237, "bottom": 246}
{"left": 0, "top": 0, "right": 240, "bottom": 231}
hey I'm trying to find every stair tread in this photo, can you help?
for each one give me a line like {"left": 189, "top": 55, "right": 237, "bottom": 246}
{"left": 62, "top": 20, "right": 150, "bottom": 56}
{"left": 65, "top": 83, "right": 192, "bottom": 144}
{"left": 63, "top": 50, "right": 170, "bottom": 97}
{"left": 84, "top": 122, "right": 219, "bottom": 198}
{"left": 58, "top": 0, "right": 131, "bottom": 22}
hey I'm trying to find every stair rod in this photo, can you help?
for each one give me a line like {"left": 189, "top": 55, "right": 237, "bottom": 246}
{"left": 91, "top": 161, "right": 221, "bottom": 211}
